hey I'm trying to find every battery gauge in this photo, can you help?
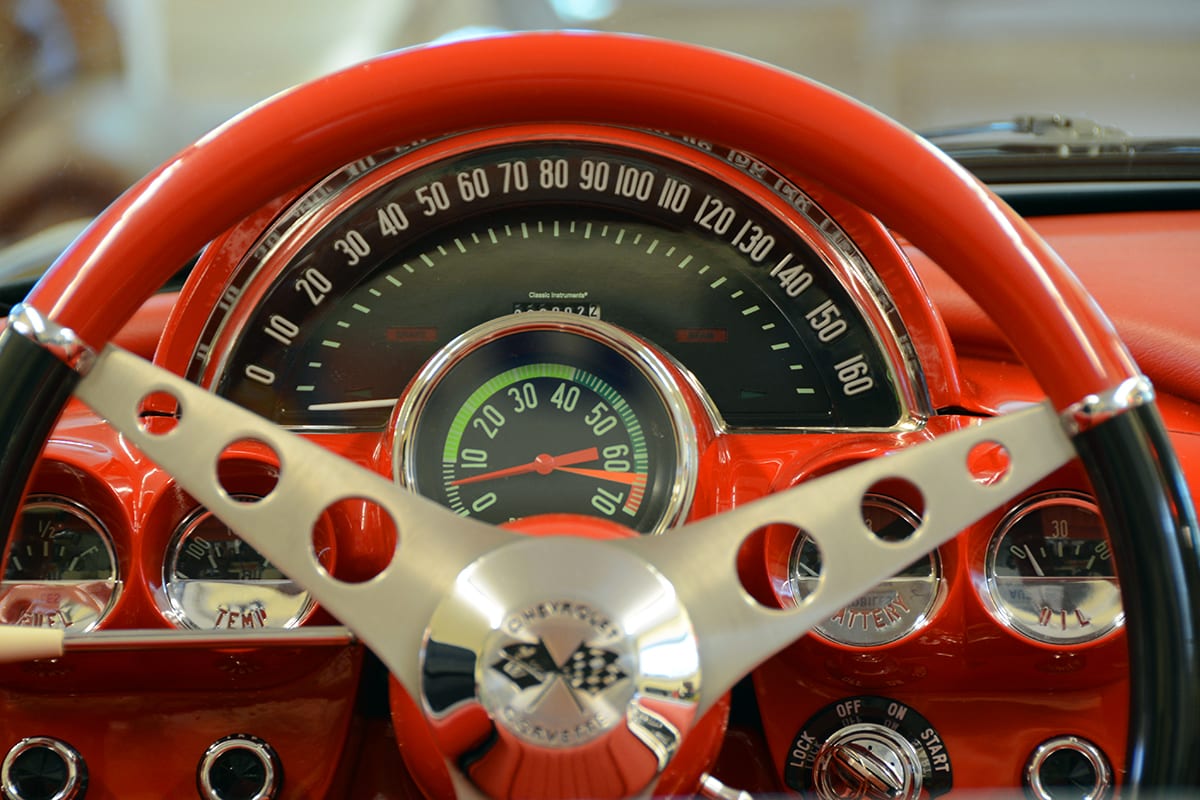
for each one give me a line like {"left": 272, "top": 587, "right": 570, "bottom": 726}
{"left": 788, "top": 494, "right": 942, "bottom": 647}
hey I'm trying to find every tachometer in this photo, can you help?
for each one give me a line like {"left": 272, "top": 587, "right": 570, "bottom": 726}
{"left": 190, "top": 127, "right": 920, "bottom": 432}
{"left": 395, "top": 313, "right": 695, "bottom": 533}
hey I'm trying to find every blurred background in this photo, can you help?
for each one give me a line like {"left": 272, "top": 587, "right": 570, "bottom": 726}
{"left": 1, "top": 0, "right": 1198, "bottom": 250}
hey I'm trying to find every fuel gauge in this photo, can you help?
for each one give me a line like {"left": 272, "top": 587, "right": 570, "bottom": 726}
{"left": 0, "top": 496, "right": 120, "bottom": 633}
{"left": 983, "top": 492, "right": 1122, "bottom": 646}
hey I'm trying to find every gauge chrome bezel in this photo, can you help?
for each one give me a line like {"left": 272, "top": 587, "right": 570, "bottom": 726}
{"left": 0, "top": 494, "right": 121, "bottom": 635}
{"left": 180, "top": 125, "right": 930, "bottom": 434}
{"left": 785, "top": 493, "right": 944, "bottom": 647}
{"left": 1024, "top": 735, "right": 1112, "bottom": 800}
{"left": 392, "top": 311, "right": 698, "bottom": 535}
{"left": 981, "top": 490, "right": 1124, "bottom": 647}
{"left": 160, "top": 498, "right": 319, "bottom": 631}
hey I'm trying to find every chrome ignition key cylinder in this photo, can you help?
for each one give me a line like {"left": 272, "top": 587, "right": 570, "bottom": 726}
{"left": 785, "top": 696, "right": 953, "bottom": 800}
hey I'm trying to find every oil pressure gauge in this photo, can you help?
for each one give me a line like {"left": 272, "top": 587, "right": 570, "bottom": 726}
{"left": 983, "top": 491, "right": 1122, "bottom": 646}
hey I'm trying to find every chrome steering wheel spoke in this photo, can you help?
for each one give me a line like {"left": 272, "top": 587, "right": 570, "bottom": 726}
{"left": 75, "top": 345, "right": 1076, "bottom": 793}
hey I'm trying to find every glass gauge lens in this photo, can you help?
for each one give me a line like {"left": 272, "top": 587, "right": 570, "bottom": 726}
{"left": 198, "top": 134, "right": 911, "bottom": 432}
{"left": 984, "top": 492, "right": 1121, "bottom": 645}
{"left": 0, "top": 496, "right": 119, "bottom": 634}
{"left": 788, "top": 495, "right": 940, "bottom": 647}
{"left": 163, "top": 499, "right": 323, "bottom": 630}
{"left": 398, "top": 314, "right": 694, "bottom": 534}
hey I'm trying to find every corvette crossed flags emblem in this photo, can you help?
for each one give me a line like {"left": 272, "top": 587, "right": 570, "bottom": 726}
{"left": 492, "top": 639, "right": 627, "bottom": 694}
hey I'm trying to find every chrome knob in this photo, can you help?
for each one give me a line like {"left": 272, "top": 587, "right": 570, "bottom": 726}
{"left": 1, "top": 737, "right": 87, "bottom": 800}
{"left": 813, "top": 722, "right": 923, "bottom": 800}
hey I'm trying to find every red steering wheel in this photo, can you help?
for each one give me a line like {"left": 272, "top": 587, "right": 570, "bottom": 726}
{"left": 1, "top": 32, "right": 1197, "bottom": 797}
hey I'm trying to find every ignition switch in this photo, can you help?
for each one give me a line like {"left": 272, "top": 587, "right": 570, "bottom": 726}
{"left": 785, "top": 696, "right": 953, "bottom": 800}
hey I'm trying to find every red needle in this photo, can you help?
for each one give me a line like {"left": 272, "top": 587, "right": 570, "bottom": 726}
{"left": 555, "top": 466, "right": 647, "bottom": 486}
{"left": 450, "top": 447, "right": 599, "bottom": 486}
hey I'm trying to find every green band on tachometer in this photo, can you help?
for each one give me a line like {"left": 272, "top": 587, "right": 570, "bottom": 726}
{"left": 442, "top": 363, "right": 576, "bottom": 461}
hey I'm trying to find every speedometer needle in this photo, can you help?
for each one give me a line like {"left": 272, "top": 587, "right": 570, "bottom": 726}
{"left": 450, "top": 447, "right": 599, "bottom": 486}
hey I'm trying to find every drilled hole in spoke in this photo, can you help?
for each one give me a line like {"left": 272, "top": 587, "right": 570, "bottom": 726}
{"left": 967, "top": 440, "right": 1011, "bottom": 486}
{"left": 216, "top": 440, "right": 281, "bottom": 501}
{"left": 315, "top": 497, "right": 397, "bottom": 584}
{"left": 138, "top": 390, "right": 181, "bottom": 435}
{"left": 739, "top": 524, "right": 795, "bottom": 609}
{"left": 863, "top": 478, "right": 924, "bottom": 542}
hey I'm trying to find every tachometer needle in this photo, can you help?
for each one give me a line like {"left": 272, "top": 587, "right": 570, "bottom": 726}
{"left": 555, "top": 466, "right": 647, "bottom": 486}
{"left": 450, "top": 447, "right": 599, "bottom": 486}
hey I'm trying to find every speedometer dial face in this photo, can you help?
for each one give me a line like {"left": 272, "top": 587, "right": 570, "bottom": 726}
{"left": 396, "top": 314, "right": 695, "bottom": 533}
{"left": 192, "top": 129, "right": 919, "bottom": 433}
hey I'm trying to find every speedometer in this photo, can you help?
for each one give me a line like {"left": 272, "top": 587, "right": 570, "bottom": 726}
{"left": 188, "top": 127, "right": 922, "bottom": 432}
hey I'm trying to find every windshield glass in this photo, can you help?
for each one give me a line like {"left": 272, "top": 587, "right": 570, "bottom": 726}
{"left": 1, "top": 0, "right": 1198, "bottom": 251}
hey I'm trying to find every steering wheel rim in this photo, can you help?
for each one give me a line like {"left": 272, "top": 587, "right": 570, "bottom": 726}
{"left": 1, "top": 31, "right": 1197, "bottom": 795}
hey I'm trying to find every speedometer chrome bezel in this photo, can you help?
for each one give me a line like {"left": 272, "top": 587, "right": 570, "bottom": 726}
{"left": 392, "top": 311, "right": 699, "bottom": 535}
{"left": 176, "top": 125, "right": 930, "bottom": 435}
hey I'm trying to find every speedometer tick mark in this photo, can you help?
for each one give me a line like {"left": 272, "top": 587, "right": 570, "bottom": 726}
{"left": 646, "top": 239, "right": 659, "bottom": 254}
{"left": 584, "top": 222, "right": 593, "bottom": 239}
{"left": 352, "top": 304, "right": 370, "bottom": 314}
{"left": 615, "top": 228, "right": 626, "bottom": 245}
{"left": 698, "top": 265, "right": 711, "bottom": 275}
{"left": 386, "top": 274, "right": 403, "bottom": 287}
{"left": 336, "top": 321, "right": 351, "bottom": 329}
{"left": 709, "top": 276, "right": 727, "bottom": 289}
{"left": 537, "top": 220, "right": 545, "bottom": 234}
{"left": 488, "top": 228, "right": 499, "bottom": 244}
{"left": 730, "top": 290, "right": 744, "bottom": 299}
{"left": 742, "top": 305, "right": 761, "bottom": 316}
{"left": 308, "top": 362, "right": 322, "bottom": 368}
{"left": 664, "top": 246, "right": 676, "bottom": 258}
{"left": 471, "top": 232, "right": 481, "bottom": 244}
{"left": 601, "top": 225, "right": 609, "bottom": 238}
{"left": 632, "top": 233, "right": 643, "bottom": 245}
{"left": 761, "top": 322, "right": 776, "bottom": 331}
{"left": 322, "top": 340, "right": 342, "bottom": 349}
{"left": 677, "top": 255, "right": 693, "bottom": 270}
{"left": 790, "top": 364, "right": 804, "bottom": 371}
{"left": 437, "top": 245, "right": 449, "bottom": 256}
{"left": 369, "top": 288, "right": 382, "bottom": 297}
{"left": 297, "top": 385, "right": 315, "bottom": 392}
{"left": 796, "top": 388, "right": 816, "bottom": 395}
{"left": 420, "top": 254, "right": 435, "bottom": 267}
{"left": 454, "top": 238, "right": 467, "bottom": 253}
{"left": 770, "top": 342, "right": 791, "bottom": 351}
{"left": 521, "top": 222, "right": 530, "bottom": 239}
{"left": 569, "top": 220, "right": 577, "bottom": 233}
{"left": 554, "top": 220, "right": 560, "bottom": 237}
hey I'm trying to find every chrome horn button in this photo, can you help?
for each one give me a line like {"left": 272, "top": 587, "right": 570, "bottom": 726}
{"left": 421, "top": 534, "right": 701, "bottom": 797}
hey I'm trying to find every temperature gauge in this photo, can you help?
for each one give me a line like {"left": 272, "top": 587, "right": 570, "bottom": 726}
{"left": 983, "top": 492, "right": 1121, "bottom": 645}
{"left": 0, "top": 496, "right": 119, "bottom": 633}
{"left": 162, "top": 499, "right": 325, "bottom": 630}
